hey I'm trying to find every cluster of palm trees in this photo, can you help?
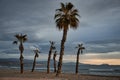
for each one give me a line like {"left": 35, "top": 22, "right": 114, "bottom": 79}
{"left": 13, "top": 34, "right": 85, "bottom": 75}
{"left": 13, "top": 2, "right": 85, "bottom": 76}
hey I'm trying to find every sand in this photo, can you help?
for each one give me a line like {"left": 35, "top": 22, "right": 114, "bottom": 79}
{"left": 0, "top": 69, "right": 120, "bottom": 80}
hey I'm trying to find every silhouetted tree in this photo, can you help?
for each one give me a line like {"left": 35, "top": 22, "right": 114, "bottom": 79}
{"left": 31, "top": 48, "right": 40, "bottom": 72}
{"left": 47, "top": 41, "right": 56, "bottom": 73}
{"left": 13, "top": 34, "right": 27, "bottom": 74}
{"left": 54, "top": 2, "right": 80, "bottom": 76}
{"left": 75, "top": 44, "right": 85, "bottom": 74}
{"left": 53, "top": 51, "right": 57, "bottom": 73}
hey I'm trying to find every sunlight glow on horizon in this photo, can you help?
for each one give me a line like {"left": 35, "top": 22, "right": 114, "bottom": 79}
{"left": 80, "top": 59, "right": 120, "bottom": 65}
{"left": 62, "top": 52, "right": 120, "bottom": 65}
{"left": 0, "top": 51, "right": 120, "bottom": 65}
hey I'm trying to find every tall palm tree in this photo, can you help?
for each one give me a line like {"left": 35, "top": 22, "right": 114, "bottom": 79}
{"left": 13, "top": 34, "right": 27, "bottom": 74}
{"left": 31, "top": 48, "right": 40, "bottom": 72}
{"left": 53, "top": 51, "right": 57, "bottom": 73}
{"left": 54, "top": 2, "right": 79, "bottom": 76}
{"left": 47, "top": 41, "right": 56, "bottom": 73}
{"left": 75, "top": 44, "right": 85, "bottom": 74}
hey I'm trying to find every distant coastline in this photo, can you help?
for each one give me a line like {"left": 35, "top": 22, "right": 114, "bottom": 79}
{"left": 0, "top": 58, "right": 120, "bottom": 76}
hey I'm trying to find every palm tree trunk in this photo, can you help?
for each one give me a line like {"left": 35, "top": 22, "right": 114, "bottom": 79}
{"left": 75, "top": 49, "right": 80, "bottom": 74}
{"left": 20, "top": 54, "right": 24, "bottom": 73}
{"left": 53, "top": 53, "right": 57, "bottom": 73}
{"left": 54, "top": 60, "right": 57, "bottom": 73}
{"left": 19, "top": 43, "right": 24, "bottom": 74}
{"left": 31, "top": 55, "right": 36, "bottom": 72}
{"left": 47, "top": 47, "right": 52, "bottom": 73}
{"left": 56, "top": 29, "right": 67, "bottom": 76}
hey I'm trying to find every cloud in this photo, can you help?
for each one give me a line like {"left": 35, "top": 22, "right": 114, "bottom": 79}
{"left": 0, "top": 0, "right": 120, "bottom": 65}
{"left": 85, "top": 40, "right": 120, "bottom": 53}
{"left": 0, "top": 53, "right": 19, "bottom": 59}
{"left": 0, "top": 0, "right": 120, "bottom": 42}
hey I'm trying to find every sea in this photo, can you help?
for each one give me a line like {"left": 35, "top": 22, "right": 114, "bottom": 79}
{"left": 0, "top": 58, "right": 120, "bottom": 76}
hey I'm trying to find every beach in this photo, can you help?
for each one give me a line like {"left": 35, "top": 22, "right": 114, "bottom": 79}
{"left": 0, "top": 69, "right": 120, "bottom": 80}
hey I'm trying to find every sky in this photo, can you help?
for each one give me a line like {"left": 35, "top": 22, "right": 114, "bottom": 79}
{"left": 0, "top": 0, "right": 120, "bottom": 65}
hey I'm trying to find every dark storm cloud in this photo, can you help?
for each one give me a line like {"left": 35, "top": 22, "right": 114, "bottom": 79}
{"left": 0, "top": 0, "right": 120, "bottom": 41}
{"left": 83, "top": 0, "right": 120, "bottom": 14}
{"left": 0, "top": 0, "right": 56, "bottom": 41}
{"left": 85, "top": 41, "right": 120, "bottom": 53}
{"left": 0, "top": 0, "right": 120, "bottom": 57}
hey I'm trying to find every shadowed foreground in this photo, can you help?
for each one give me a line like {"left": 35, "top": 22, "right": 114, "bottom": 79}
{"left": 0, "top": 69, "right": 120, "bottom": 80}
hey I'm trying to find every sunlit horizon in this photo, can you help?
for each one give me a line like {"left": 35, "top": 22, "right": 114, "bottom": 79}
{"left": 0, "top": 51, "right": 120, "bottom": 65}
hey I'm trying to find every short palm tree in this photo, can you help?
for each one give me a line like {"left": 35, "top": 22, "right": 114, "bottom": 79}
{"left": 47, "top": 41, "right": 56, "bottom": 73}
{"left": 54, "top": 2, "right": 79, "bottom": 76}
{"left": 53, "top": 51, "right": 57, "bottom": 73}
{"left": 13, "top": 34, "right": 27, "bottom": 74}
{"left": 75, "top": 44, "right": 85, "bottom": 74}
{"left": 31, "top": 48, "right": 40, "bottom": 72}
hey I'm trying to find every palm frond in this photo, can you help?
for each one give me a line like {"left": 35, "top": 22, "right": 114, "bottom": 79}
{"left": 80, "top": 43, "right": 83, "bottom": 46}
{"left": 13, "top": 41, "right": 18, "bottom": 44}
{"left": 56, "top": 18, "right": 63, "bottom": 30}
{"left": 22, "top": 34, "right": 27, "bottom": 38}
{"left": 52, "top": 46, "right": 56, "bottom": 50}
{"left": 54, "top": 13, "right": 61, "bottom": 19}
{"left": 23, "top": 37, "right": 27, "bottom": 42}
{"left": 15, "top": 34, "right": 20, "bottom": 40}
{"left": 66, "top": 2, "right": 74, "bottom": 10}
{"left": 51, "top": 41, "right": 54, "bottom": 45}
{"left": 14, "top": 34, "right": 27, "bottom": 43}
{"left": 72, "top": 9, "right": 78, "bottom": 13}
{"left": 49, "top": 41, "right": 52, "bottom": 44}
{"left": 56, "top": 8, "right": 62, "bottom": 11}
{"left": 72, "top": 13, "right": 80, "bottom": 17}
{"left": 33, "top": 48, "right": 40, "bottom": 58}
{"left": 60, "top": 2, "right": 65, "bottom": 10}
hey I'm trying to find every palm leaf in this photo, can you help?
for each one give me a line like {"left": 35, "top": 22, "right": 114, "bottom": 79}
{"left": 13, "top": 41, "right": 18, "bottom": 44}
{"left": 56, "top": 9, "right": 62, "bottom": 12}
{"left": 54, "top": 13, "right": 61, "bottom": 19}
{"left": 15, "top": 34, "right": 20, "bottom": 40}
{"left": 52, "top": 46, "right": 56, "bottom": 50}
{"left": 60, "top": 2, "right": 65, "bottom": 11}
{"left": 66, "top": 2, "right": 74, "bottom": 11}
{"left": 23, "top": 37, "right": 27, "bottom": 42}
{"left": 22, "top": 34, "right": 27, "bottom": 38}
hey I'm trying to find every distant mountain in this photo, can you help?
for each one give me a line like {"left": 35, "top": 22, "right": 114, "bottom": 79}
{"left": 0, "top": 58, "right": 120, "bottom": 68}
{"left": 0, "top": 58, "right": 32, "bottom": 62}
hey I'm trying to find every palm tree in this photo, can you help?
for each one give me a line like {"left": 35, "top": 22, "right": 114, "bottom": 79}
{"left": 31, "top": 48, "right": 40, "bottom": 72}
{"left": 13, "top": 34, "right": 27, "bottom": 74}
{"left": 47, "top": 41, "right": 56, "bottom": 73}
{"left": 53, "top": 51, "right": 57, "bottom": 73}
{"left": 54, "top": 2, "right": 79, "bottom": 76}
{"left": 75, "top": 44, "right": 85, "bottom": 74}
